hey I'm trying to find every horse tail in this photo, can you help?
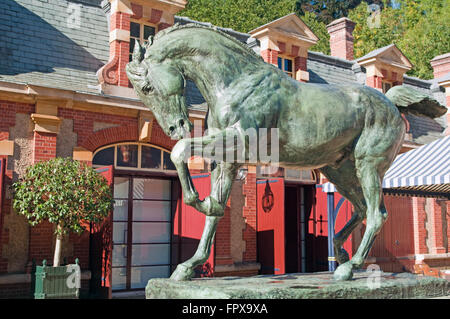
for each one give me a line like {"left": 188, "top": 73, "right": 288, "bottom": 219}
{"left": 385, "top": 85, "right": 446, "bottom": 119}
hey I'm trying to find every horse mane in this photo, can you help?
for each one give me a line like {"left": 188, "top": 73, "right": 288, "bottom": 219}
{"left": 152, "top": 23, "right": 262, "bottom": 60}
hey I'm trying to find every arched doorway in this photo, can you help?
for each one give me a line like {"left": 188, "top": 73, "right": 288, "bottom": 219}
{"left": 93, "top": 143, "right": 178, "bottom": 291}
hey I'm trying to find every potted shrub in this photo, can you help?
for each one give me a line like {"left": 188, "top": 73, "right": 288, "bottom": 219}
{"left": 12, "top": 158, "right": 113, "bottom": 299}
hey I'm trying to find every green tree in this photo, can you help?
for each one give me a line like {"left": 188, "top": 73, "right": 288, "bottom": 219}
{"left": 179, "top": 0, "right": 296, "bottom": 33}
{"left": 302, "top": 11, "right": 331, "bottom": 54}
{"left": 180, "top": 0, "right": 449, "bottom": 79}
{"left": 13, "top": 158, "right": 114, "bottom": 266}
{"left": 180, "top": 0, "right": 330, "bottom": 54}
{"left": 349, "top": 0, "right": 450, "bottom": 79}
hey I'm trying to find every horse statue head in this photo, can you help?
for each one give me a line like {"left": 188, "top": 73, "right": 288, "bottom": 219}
{"left": 126, "top": 37, "right": 192, "bottom": 140}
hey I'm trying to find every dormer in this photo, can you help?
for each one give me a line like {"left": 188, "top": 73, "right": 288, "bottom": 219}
{"left": 98, "top": 0, "right": 187, "bottom": 93}
{"left": 356, "top": 44, "right": 413, "bottom": 92}
{"left": 249, "top": 13, "right": 318, "bottom": 82}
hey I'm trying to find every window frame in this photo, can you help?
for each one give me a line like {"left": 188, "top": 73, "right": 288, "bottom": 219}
{"left": 382, "top": 81, "right": 393, "bottom": 94}
{"left": 92, "top": 142, "right": 176, "bottom": 173}
{"left": 277, "top": 55, "right": 294, "bottom": 78}
{"left": 129, "top": 20, "right": 157, "bottom": 62}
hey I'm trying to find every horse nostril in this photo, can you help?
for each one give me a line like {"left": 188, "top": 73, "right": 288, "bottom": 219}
{"left": 179, "top": 119, "right": 184, "bottom": 127}
{"left": 169, "top": 126, "right": 175, "bottom": 134}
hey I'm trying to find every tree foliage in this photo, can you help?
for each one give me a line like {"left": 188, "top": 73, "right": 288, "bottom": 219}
{"left": 180, "top": 0, "right": 450, "bottom": 79}
{"left": 295, "top": 0, "right": 386, "bottom": 24}
{"left": 13, "top": 158, "right": 113, "bottom": 236}
{"left": 179, "top": 0, "right": 330, "bottom": 54}
{"left": 350, "top": 0, "right": 450, "bottom": 79}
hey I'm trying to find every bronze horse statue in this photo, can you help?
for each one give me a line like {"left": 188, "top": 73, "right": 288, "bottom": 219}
{"left": 126, "top": 23, "right": 445, "bottom": 281}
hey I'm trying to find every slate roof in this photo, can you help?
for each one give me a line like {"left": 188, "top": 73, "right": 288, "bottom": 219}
{"left": 0, "top": 0, "right": 446, "bottom": 144}
{"left": 307, "top": 51, "right": 358, "bottom": 85}
{"left": 356, "top": 44, "right": 396, "bottom": 61}
{"left": 0, "top": 0, "right": 109, "bottom": 94}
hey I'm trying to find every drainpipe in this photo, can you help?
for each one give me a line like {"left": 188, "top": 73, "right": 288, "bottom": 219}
{"left": 327, "top": 193, "right": 337, "bottom": 271}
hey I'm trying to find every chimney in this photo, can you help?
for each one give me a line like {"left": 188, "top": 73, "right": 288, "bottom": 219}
{"left": 326, "top": 17, "right": 356, "bottom": 61}
{"left": 430, "top": 53, "right": 450, "bottom": 79}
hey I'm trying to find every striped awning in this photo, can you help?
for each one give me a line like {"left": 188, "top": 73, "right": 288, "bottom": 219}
{"left": 322, "top": 135, "right": 450, "bottom": 198}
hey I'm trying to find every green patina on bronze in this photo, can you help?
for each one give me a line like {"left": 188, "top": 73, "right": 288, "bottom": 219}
{"left": 126, "top": 23, "right": 446, "bottom": 282}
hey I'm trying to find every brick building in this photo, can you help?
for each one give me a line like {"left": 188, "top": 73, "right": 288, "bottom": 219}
{"left": 0, "top": 0, "right": 448, "bottom": 298}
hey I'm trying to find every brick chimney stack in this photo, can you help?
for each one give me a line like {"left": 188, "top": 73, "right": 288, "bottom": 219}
{"left": 326, "top": 17, "right": 356, "bottom": 61}
{"left": 430, "top": 53, "right": 450, "bottom": 79}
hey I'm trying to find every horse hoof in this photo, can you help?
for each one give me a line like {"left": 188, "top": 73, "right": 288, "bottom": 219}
{"left": 335, "top": 248, "right": 350, "bottom": 264}
{"left": 333, "top": 262, "right": 353, "bottom": 281}
{"left": 170, "top": 264, "right": 194, "bottom": 281}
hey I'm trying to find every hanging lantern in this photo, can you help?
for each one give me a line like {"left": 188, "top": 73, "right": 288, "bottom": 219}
{"left": 262, "top": 180, "right": 274, "bottom": 213}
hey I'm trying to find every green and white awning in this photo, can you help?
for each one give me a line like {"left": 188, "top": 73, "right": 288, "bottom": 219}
{"left": 322, "top": 136, "right": 450, "bottom": 198}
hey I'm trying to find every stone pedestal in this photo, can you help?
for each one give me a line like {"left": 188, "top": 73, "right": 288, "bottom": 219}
{"left": 146, "top": 271, "right": 449, "bottom": 299}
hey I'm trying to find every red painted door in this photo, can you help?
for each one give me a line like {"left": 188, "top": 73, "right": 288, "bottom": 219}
{"left": 174, "top": 173, "right": 214, "bottom": 277}
{"left": 257, "top": 178, "right": 285, "bottom": 275}
{"left": 91, "top": 165, "right": 114, "bottom": 298}
{"left": 333, "top": 192, "right": 353, "bottom": 261}
{"left": 0, "top": 159, "right": 4, "bottom": 253}
{"left": 0, "top": 158, "right": 4, "bottom": 217}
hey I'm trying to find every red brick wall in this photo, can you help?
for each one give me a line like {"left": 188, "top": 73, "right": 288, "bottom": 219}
{"left": 327, "top": 18, "right": 356, "bottom": 61}
{"left": 215, "top": 204, "right": 233, "bottom": 266}
{"left": 413, "top": 197, "right": 428, "bottom": 254}
{"left": 366, "top": 75, "right": 382, "bottom": 90}
{"left": 431, "top": 55, "right": 450, "bottom": 79}
{"left": 58, "top": 108, "right": 138, "bottom": 150}
{"left": 33, "top": 132, "right": 57, "bottom": 163}
{"left": 0, "top": 100, "right": 34, "bottom": 273}
{"left": 242, "top": 172, "right": 257, "bottom": 262}
{"left": 109, "top": 11, "right": 131, "bottom": 87}
{"left": 261, "top": 49, "right": 278, "bottom": 66}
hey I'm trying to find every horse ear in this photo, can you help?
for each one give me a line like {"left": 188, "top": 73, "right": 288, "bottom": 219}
{"left": 132, "top": 39, "right": 144, "bottom": 63}
{"left": 143, "top": 36, "right": 153, "bottom": 59}
{"left": 147, "top": 35, "right": 154, "bottom": 47}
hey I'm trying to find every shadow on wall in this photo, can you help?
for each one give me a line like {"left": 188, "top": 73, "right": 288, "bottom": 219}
{"left": 0, "top": 0, "right": 107, "bottom": 76}
{"left": 171, "top": 235, "right": 213, "bottom": 278}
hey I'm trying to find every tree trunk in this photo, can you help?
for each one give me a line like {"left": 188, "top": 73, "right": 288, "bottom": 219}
{"left": 53, "top": 224, "right": 63, "bottom": 267}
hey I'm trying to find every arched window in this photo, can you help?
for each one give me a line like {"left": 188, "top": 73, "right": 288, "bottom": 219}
{"left": 92, "top": 143, "right": 176, "bottom": 171}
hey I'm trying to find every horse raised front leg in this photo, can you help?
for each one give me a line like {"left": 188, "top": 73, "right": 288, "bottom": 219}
{"left": 170, "top": 129, "right": 241, "bottom": 280}
{"left": 170, "top": 162, "right": 239, "bottom": 281}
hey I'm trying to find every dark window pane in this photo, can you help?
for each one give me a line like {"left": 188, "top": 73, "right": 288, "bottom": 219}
{"left": 130, "top": 22, "right": 140, "bottom": 38}
{"left": 141, "top": 146, "right": 161, "bottom": 169}
{"left": 285, "top": 59, "right": 292, "bottom": 72}
{"left": 93, "top": 147, "right": 114, "bottom": 166}
{"left": 144, "top": 25, "right": 155, "bottom": 40}
{"left": 129, "top": 38, "right": 135, "bottom": 53}
{"left": 277, "top": 57, "right": 282, "bottom": 70}
{"left": 163, "top": 152, "right": 176, "bottom": 170}
{"left": 117, "top": 144, "right": 138, "bottom": 167}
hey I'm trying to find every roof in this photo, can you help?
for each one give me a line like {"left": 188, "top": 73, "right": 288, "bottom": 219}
{"left": 307, "top": 51, "right": 357, "bottom": 85}
{"left": 0, "top": 0, "right": 109, "bottom": 95}
{"left": 248, "top": 12, "right": 319, "bottom": 45}
{"left": 322, "top": 136, "right": 450, "bottom": 198}
{"left": 356, "top": 44, "right": 396, "bottom": 61}
{"left": 383, "top": 135, "right": 450, "bottom": 198}
{"left": 431, "top": 52, "right": 450, "bottom": 62}
{"left": 356, "top": 43, "right": 413, "bottom": 70}
{"left": 0, "top": 0, "right": 446, "bottom": 143}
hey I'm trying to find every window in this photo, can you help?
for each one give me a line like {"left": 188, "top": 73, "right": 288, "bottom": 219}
{"left": 277, "top": 56, "right": 294, "bottom": 78}
{"left": 92, "top": 143, "right": 175, "bottom": 171}
{"left": 382, "top": 81, "right": 392, "bottom": 93}
{"left": 129, "top": 21, "right": 156, "bottom": 62}
{"left": 256, "top": 165, "right": 317, "bottom": 183}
